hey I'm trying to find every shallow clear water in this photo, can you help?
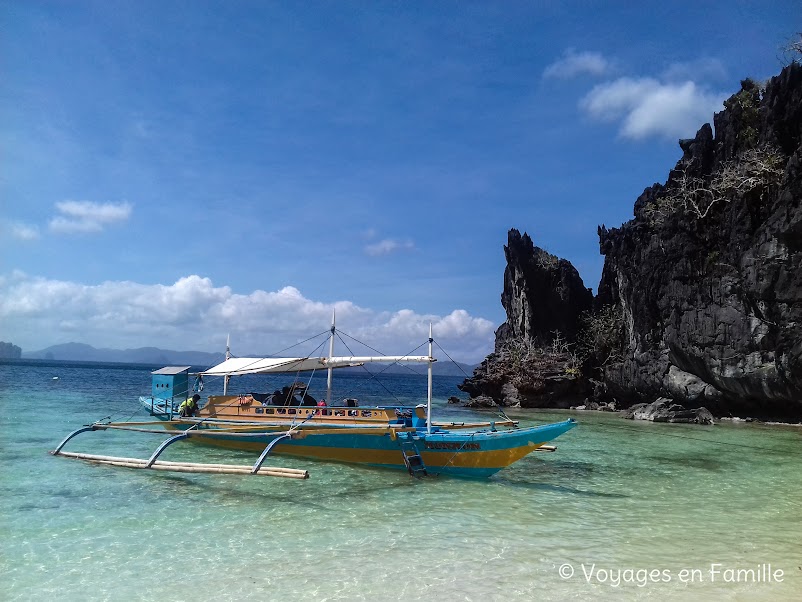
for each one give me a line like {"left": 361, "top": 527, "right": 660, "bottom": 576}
{"left": 2, "top": 361, "right": 801, "bottom": 600}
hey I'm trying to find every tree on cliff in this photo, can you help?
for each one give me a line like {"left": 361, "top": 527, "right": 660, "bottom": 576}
{"left": 782, "top": 32, "right": 802, "bottom": 62}
{"left": 642, "top": 81, "right": 786, "bottom": 226}
{"left": 577, "top": 305, "right": 625, "bottom": 368}
{"left": 643, "top": 144, "right": 785, "bottom": 225}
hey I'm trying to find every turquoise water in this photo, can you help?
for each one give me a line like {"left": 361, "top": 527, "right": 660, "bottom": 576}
{"left": 2, "top": 361, "right": 801, "bottom": 601}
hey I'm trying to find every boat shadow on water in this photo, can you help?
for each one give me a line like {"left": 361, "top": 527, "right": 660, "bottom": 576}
{"left": 487, "top": 457, "right": 631, "bottom": 498}
{"left": 127, "top": 461, "right": 425, "bottom": 507}
{"left": 492, "top": 479, "right": 630, "bottom": 498}
{"left": 646, "top": 453, "right": 729, "bottom": 471}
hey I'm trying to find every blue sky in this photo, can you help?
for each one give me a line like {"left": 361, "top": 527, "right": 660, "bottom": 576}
{"left": 1, "top": 1, "right": 799, "bottom": 362}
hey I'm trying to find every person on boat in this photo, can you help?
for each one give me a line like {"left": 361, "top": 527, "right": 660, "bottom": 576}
{"left": 178, "top": 394, "right": 201, "bottom": 417}
{"left": 279, "top": 384, "right": 302, "bottom": 406}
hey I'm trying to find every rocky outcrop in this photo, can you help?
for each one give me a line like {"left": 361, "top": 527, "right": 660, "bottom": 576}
{"left": 596, "top": 64, "right": 802, "bottom": 421}
{"left": 0, "top": 342, "right": 22, "bottom": 359}
{"left": 495, "top": 229, "right": 593, "bottom": 348}
{"left": 623, "top": 398, "right": 715, "bottom": 425}
{"left": 459, "top": 348, "right": 586, "bottom": 408}
{"left": 460, "top": 232, "right": 592, "bottom": 407}
{"left": 461, "top": 65, "right": 802, "bottom": 421}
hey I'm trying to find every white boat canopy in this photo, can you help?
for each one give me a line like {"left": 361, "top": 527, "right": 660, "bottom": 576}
{"left": 201, "top": 355, "right": 435, "bottom": 377}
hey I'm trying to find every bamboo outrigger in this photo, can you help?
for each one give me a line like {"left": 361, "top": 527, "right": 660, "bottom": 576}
{"left": 51, "top": 421, "right": 310, "bottom": 478}
{"left": 53, "top": 452, "right": 309, "bottom": 479}
{"left": 52, "top": 319, "right": 577, "bottom": 479}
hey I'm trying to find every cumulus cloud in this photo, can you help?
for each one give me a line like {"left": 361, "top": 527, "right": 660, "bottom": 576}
{"left": 662, "top": 57, "right": 728, "bottom": 83}
{"left": 580, "top": 77, "right": 727, "bottom": 140}
{"left": 364, "top": 238, "right": 416, "bottom": 257}
{"left": 0, "top": 273, "right": 495, "bottom": 363}
{"left": 8, "top": 222, "right": 40, "bottom": 241}
{"left": 49, "top": 200, "right": 132, "bottom": 233}
{"left": 543, "top": 49, "right": 610, "bottom": 79}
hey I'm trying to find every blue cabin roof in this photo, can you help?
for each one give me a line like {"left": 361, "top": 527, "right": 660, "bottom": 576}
{"left": 152, "top": 366, "right": 192, "bottom": 375}
{"left": 151, "top": 366, "right": 191, "bottom": 401}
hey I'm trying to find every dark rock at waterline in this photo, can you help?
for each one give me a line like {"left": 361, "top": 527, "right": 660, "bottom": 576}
{"left": 459, "top": 231, "right": 592, "bottom": 409}
{"left": 458, "top": 349, "right": 588, "bottom": 408}
{"left": 463, "top": 395, "right": 497, "bottom": 408}
{"left": 623, "top": 398, "right": 715, "bottom": 425}
{"left": 571, "top": 400, "right": 618, "bottom": 412}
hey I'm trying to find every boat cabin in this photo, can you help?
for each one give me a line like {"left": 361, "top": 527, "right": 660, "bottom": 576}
{"left": 151, "top": 366, "right": 191, "bottom": 404}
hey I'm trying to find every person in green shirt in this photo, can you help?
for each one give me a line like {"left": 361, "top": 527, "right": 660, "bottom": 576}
{"left": 178, "top": 394, "right": 201, "bottom": 417}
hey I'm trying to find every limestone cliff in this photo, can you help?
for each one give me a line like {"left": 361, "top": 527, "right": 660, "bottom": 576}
{"left": 596, "top": 64, "right": 802, "bottom": 420}
{"left": 495, "top": 229, "right": 593, "bottom": 348}
{"left": 463, "top": 63, "right": 802, "bottom": 421}
{"left": 459, "top": 230, "right": 592, "bottom": 407}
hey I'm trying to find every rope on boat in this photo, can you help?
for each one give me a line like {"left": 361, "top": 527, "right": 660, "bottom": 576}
{"left": 335, "top": 331, "right": 430, "bottom": 404}
{"left": 339, "top": 330, "right": 429, "bottom": 378}
{"left": 439, "top": 431, "right": 479, "bottom": 473}
{"left": 288, "top": 338, "right": 330, "bottom": 429}
{"left": 433, "top": 339, "right": 515, "bottom": 426}
{"left": 269, "top": 330, "right": 331, "bottom": 356}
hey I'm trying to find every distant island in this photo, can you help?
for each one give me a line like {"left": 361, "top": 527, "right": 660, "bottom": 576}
{"left": 22, "top": 343, "right": 225, "bottom": 366}
{"left": 19, "top": 342, "right": 475, "bottom": 376}
{"left": 0, "top": 342, "right": 22, "bottom": 359}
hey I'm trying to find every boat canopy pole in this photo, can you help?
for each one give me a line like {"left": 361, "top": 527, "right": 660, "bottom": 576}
{"left": 326, "top": 310, "right": 335, "bottom": 405}
{"left": 427, "top": 323, "right": 433, "bottom": 435}
{"left": 223, "top": 333, "right": 231, "bottom": 395}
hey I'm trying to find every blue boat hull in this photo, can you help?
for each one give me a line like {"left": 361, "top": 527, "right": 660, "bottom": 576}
{"left": 153, "top": 416, "right": 577, "bottom": 478}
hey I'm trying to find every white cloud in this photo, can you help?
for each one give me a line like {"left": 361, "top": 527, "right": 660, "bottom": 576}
{"left": 662, "top": 58, "right": 728, "bottom": 83}
{"left": 580, "top": 77, "right": 727, "bottom": 140}
{"left": 0, "top": 273, "right": 495, "bottom": 363}
{"left": 49, "top": 200, "right": 133, "bottom": 233}
{"left": 543, "top": 49, "right": 610, "bottom": 79}
{"left": 364, "top": 238, "right": 416, "bottom": 257}
{"left": 8, "top": 222, "right": 41, "bottom": 241}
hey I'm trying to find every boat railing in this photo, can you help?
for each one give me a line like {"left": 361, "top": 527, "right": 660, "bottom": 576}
{"left": 143, "top": 395, "right": 178, "bottom": 419}
{"left": 205, "top": 396, "right": 396, "bottom": 421}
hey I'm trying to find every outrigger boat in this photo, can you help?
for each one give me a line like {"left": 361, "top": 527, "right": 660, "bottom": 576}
{"left": 52, "top": 323, "right": 577, "bottom": 479}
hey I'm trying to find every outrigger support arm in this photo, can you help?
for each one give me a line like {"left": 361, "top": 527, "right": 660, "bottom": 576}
{"left": 251, "top": 431, "right": 295, "bottom": 474}
{"left": 52, "top": 425, "right": 99, "bottom": 455}
{"left": 145, "top": 432, "right": 190, "bottom": 467}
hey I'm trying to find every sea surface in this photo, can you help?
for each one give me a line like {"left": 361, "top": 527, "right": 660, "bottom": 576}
{"left": 1, "top": 360, "right": 800, "bottom": 601}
